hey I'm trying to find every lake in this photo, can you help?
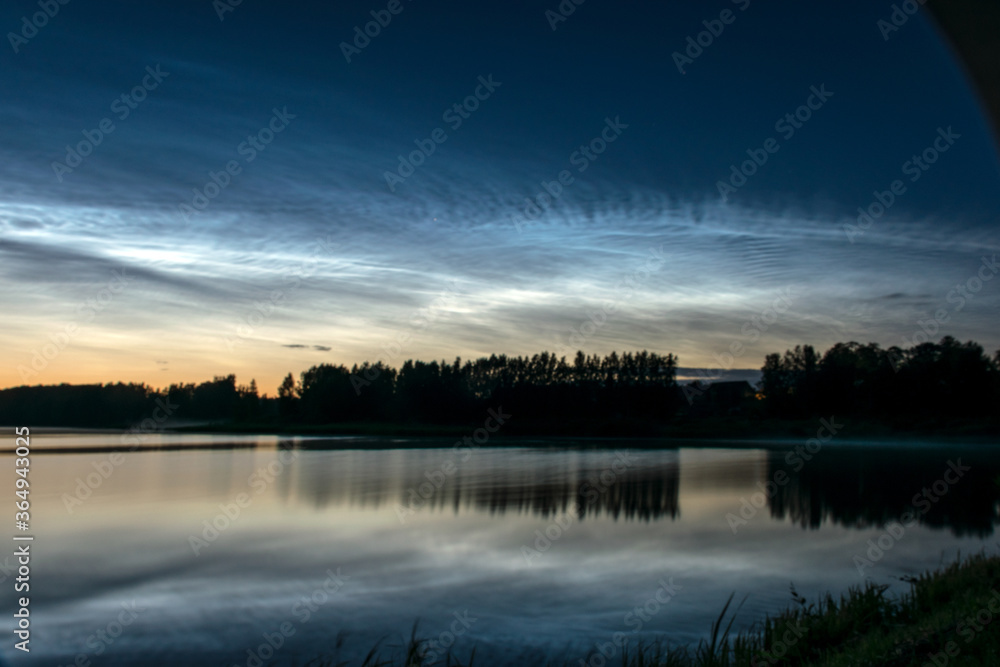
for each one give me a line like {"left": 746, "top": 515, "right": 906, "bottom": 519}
{"left": 4, "top": 431, "right": 1000, "bottom": 666}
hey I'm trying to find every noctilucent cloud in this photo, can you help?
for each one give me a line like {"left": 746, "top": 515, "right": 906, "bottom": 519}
{"left": 1, "top": 0, "right": 998, "bottom": 393}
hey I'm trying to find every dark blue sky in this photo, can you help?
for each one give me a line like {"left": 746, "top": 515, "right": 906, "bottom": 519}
{"left": 2, "top": 0, "right": 998, "bottom": 389}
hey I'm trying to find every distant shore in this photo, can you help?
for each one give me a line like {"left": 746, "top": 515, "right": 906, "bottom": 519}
{"left": 9, "top": 417, "right": 997, "bottom": 454}
{"left": 171, "top": 416, "right": 1000, "bottom": 443}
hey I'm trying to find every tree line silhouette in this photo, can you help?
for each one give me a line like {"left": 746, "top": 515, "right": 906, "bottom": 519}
{"left": 0, "top": 338, "right": 996, "bottom": 430}
{"left": 758, "top": 336, "right": 999, "bottom": 423}
{"left": 285, "top": 350, "right": 680, "bottom": 427}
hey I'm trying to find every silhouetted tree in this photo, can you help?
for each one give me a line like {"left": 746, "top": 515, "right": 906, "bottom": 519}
{"left": 277, "top": 372, "right": 298, "bottom": 420}
{"left": 759, "top": 337, "right": 1000, "bottom": 423}
{"left": 298, "top": 364, "right": 354, "bottom": 423}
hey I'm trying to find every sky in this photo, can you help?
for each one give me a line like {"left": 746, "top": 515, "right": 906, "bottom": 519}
{"left": 1, "top": 0, "right": 998, "bottom": 394}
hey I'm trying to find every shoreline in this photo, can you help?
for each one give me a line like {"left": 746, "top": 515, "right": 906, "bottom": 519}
{"left": 169, "top": 416, "right": 1000, "bottom": 443}
{"left": 5, "top": 420, "right": 998, "bottom": 454}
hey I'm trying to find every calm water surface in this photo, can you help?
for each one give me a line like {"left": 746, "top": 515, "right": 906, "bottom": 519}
{"left": 3, "top": 432, "right": 999, "bottom": 666}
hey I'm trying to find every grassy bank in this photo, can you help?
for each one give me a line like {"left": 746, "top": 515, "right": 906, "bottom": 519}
{"left": 314, "top": 552, "right": 1000, "bottom": 666}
